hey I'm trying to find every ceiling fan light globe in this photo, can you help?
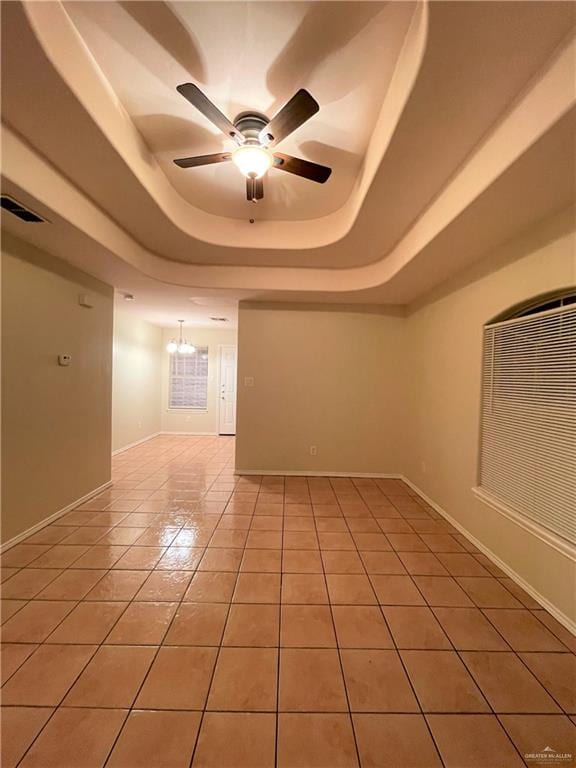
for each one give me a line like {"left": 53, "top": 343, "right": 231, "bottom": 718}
{"left": 232, "top": 145, "right": 272, "bottom": 179}
{"left": 166, "top": 340, "right": 178, "bottom": 353}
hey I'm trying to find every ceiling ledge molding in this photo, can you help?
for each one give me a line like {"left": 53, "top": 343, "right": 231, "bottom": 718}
{"left": 20, "top": 0, "right": 427, "bottom": 251}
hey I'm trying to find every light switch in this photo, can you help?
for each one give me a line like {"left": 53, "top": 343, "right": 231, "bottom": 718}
{"left": 244, "top": 376, "right": 254, "bottom": 387}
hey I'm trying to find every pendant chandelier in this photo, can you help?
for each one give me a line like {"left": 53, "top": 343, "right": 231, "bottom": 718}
{"left": 166, "top": 320, "right": 196, "bottom": 354}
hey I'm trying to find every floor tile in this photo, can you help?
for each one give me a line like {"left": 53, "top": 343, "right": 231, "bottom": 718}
{"left": 73, "top": 546, "right": 129, "bottom": 569}
{"left": 184, "top": 571, "right": 237, "bottom": 602}
{"left": 37, "top": 569, "right": 107, "bottom": 600}
{"left": 432, "top": 607, "right": 510, "bottom": 650}
{"left": 412, "top": 575, "right": 474, "bottom": 607}
{"left": 401, "top": 650, "right": 490, "bottom": 712}
{"left": 1, "top": 599, "right": 27, "bottom": 623}
{"left": 520, "top": 653, "right": 576, "bottom": 712}
{"left": 382, "top": 606, "right": 451, "bottom": 649}
{"left": 353, "top": 714, "right": 442, "bottom": 768}
{"left": 398, "top": 552, "right": 449, "bottom": 576}
{"left": 341, "top": 649, "right": 419, "bottom": 712}
{"left": 105, "top": 602, "right": 177, "bottom": 644}
{"left": 483, "top": 609, "right": 568, "bottom": 651}
{"left": 31, "top": 545, "right": 91, "bottom": 569}
{"left": 156, "top": 546, "right": 204, "bottom": 570}
{"left": 135, "top": 570, "right": 192, "bottom": 601}
{"left": 277, "top": 713, "right": 358, "bottom": 768}
{"left": 18, "top": 707, "right": 127, "bottom": 768}
{"left": 283, "top": 531, "right": 319, "bottom": 550}
{"left": 318, "top": 532, "right": 356, "bottom": 550}
{"left": 332, "top": 605, "right": 394, "bottom": 649}
{"left": 531, "top": 611, "right": 576, "bottom": 653}
{"left": 370, "top": 575, "right": 426, "bottom": 605}
{"left": 281, "top": 573, "right": 328, "bottom": 604}
{"left": 85, "top": 569, "right": 149, "bottom": 600}
{"left": 164, "top": 602, "right": 228, "bottom": 645}
{"left": 198, "top": 548, "right": 243, "bottom": 571}
{"left": 321, "top": 550, "right": 364, "bottom": 574}
{"left": 461, "top": 651, "right": 561, "bottom": 712}
{"left": 1, "top": 644, "right": 97, "bottom": 705}
{"left": 107, "top": 710, "right": 201, "bottom": 768}
{"left": 64, "top": 645, "right": 156, "bottom": 707}
{"left": 0, "top": 706, "right": 53, "bottom": 768}
{"left": 193, "top": 712, "right": 276, "bottom": 768}
{"left": 456, "top": 577, "right": 523, "bottom": 608}
{"left": 240, "top": 548, "right": 282, "bottom": 573}
{"left": 279, "top": 648, "right": 348, "bottom": 712}
{"left": 47, "top": 601, "right": 127, "bottom": 643}
{"left": 360, "top": 551, "right": 406, "bottom": 575}
{"left": 233, "top": 572, "right": 281, "bottom": 603}
{"left": 437, "top": 553, "right": 492, "bottom": 577}
{"left": 1, "top": 600, "right": 76, "bottom": 642}
{"left": 427, "top": 714, "right": 525, "bottom": 767}
{"left": 326, "top": 574, "right": 377, "bottom": 605}
{"left": 223, "top": 603, "right": 279, "bottom": 646}
{"left": 2, "top": 569, "right": 63, "bottom": 599}
{"left": 136, "top": 646, "right": 217, "bottom": 709}
{"left": 1, "top": 544, "right": 52, "bottom": 568}
{"left": 280, "top": 605, "right": 336, "bottom": 647}
{"left": 282, "top": 549, "right": 323, "bottom": 573}
{"left": 0, "top": 643, "right": 38, "bottom": 685}
{"left": 499, "top": 714, "right": 576, "bottom": 764}
{"left": 207, "top": 647, "right": 278, "bottom": 711}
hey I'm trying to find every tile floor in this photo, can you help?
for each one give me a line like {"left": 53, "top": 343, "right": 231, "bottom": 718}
{"left": 1, "top": 435, "right": 575, "bottom": 767}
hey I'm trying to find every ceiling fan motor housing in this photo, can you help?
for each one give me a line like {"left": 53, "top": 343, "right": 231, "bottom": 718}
{"left": 233, "top": 112, "right": 270, "bottom": 145}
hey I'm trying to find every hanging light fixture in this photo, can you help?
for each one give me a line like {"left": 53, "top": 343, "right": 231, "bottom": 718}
{"left": 166, "top": 320, "right": 196, "bottom": 354}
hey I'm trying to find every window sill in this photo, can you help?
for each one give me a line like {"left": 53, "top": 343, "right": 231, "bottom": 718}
{"left": 472, "top": 487, "right": 575, "bottom": 561}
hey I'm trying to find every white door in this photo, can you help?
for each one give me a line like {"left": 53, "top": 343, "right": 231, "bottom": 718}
{"left": 218, "top": 345, "right": 237, "bottom": 435}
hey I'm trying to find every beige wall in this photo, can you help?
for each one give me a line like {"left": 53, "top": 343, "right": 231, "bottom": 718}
{"left": 1, "top": 234, "right": 113, "bottom": 544}
{"left": 236, "top": 306, "right": 407, "bottom": 474}
{"left": 160, "top": 327, "right": 237, "bottom": 435}
{"left": 235, "top": 211, "right": 575, "bottom": 624}
{"left": 403, "top": 211, "right": 576, "bottom": 623}
{"left": 112, "top": 311, "right": 162, "bottom": 453}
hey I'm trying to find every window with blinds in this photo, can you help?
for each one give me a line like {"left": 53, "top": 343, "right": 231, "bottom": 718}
{"left": 479, "top": 302, "right": 576, "bottom": 545}
{"left": 168, "top": 348, "right": 209, "bottom": 410}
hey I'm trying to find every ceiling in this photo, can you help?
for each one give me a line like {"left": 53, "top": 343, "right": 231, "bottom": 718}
{"left": 65, "top": 1, "right": 412, "bottom": 222}
{"left": 1, "top": 0, "right": 575, "bottom": 323}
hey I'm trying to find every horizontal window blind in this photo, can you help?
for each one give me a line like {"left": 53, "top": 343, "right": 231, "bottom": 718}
{"left": 479, "top": 304, "right": 576, "bottom": 545}
{"left": 169, "top": 348, "right": 208, "bottom": 409}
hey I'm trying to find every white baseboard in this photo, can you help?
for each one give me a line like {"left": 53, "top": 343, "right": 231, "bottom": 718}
{"left": 401, "top": 476, "right": 576, "bottom": 636}
{"left": 1, "top": 480, "right": 113, "bottom": 553}
{"left": 235, "top": 469, "right": 404, "bottom": 478}
{"left": 159, "top": 431, "right": 219, "bottom": 437}
{"left": 112, "top": 432, "right": 161, "bottom": 456}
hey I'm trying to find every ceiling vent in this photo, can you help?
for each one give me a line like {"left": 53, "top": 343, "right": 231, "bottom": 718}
{"left": 210, "top": 317, "right": 229, "bottom": 322}
{"left": 1, "top": 195, "right": 46, "bottom": 223}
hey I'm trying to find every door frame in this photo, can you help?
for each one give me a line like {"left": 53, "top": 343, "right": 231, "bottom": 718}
{"left": 217, "top": 344, "right": 238, "bottom": 435}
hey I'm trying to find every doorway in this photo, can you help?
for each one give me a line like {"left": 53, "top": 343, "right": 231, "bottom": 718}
{"left": 218, "top": 344, "right": 237, "bottom": 435}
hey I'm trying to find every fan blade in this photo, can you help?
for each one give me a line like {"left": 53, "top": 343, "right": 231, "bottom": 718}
{"left": 246, "top": 177, "right": 264, "bottom": 202}
{"left": 273, "top": 153, "right": 332, "bottom": 183}
{"left": 173, "top": 152, "right": 231, "bottom": 169}
{"left": 259, "top": 89, "right": 319, "bottom": 147}
{"left": 176, "top": 83, "right": 243, "bottom": 143}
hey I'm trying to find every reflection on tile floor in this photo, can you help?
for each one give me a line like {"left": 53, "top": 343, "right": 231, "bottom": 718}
{"left": 1, "top": 435, "right": 575, "bottom": 767}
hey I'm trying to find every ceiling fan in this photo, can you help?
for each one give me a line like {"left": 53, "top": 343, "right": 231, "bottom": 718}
{"left": 173, "top": 83, "right": 332, "bottom": 202}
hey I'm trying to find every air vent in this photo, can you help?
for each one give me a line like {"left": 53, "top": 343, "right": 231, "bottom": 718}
{"left": 1, "top": 195, "right": 46, "bottom": 223}
{"left": 209, "top": 317, "right": 229, "bottom": 322}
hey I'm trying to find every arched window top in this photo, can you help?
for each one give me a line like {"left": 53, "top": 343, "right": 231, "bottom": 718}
{"left": 488, "top": 288, "right": 576, "bottom": 326}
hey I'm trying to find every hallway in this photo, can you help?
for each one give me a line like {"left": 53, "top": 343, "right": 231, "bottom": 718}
{"left": 1, "top": 436, "right": 575, "bottom": 767}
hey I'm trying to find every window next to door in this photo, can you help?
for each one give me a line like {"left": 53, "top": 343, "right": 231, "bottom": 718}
{"left": 168, "top": 348, "right": 209, "bottom": 409}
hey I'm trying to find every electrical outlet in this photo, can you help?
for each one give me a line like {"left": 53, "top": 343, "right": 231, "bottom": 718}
{"left": 309, "top": 445, "right": 317, "bottom": 456}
